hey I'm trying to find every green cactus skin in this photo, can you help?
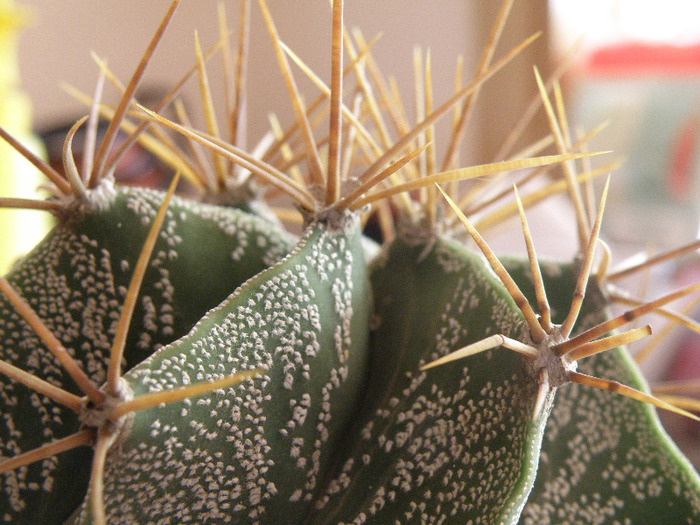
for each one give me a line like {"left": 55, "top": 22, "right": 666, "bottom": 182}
{"left": 2, "top": 1, "right": 700, "bottom": 522}
{"left": 0, "top": 182, "right": 296, "bottom": 523}
{"left": 307, "top": 235, "right": 548, "bottom": 525}
{"left": 501, "top": 257, "right": 700, "bottom": 524}
{"left": 74, "top": 185, "right": 297, "bottom": 369}
{"left": 70, "top": 212, "right": 370, "bottom": 524}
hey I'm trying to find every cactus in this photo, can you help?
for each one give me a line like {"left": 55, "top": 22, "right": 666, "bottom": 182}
{"left": 0, "top": 3, "right": 297, "bottom": 521}
{"left": 70, "top": 209, "right": 370, "bottom": 524}
{"left": 0, "top": 0, "right": 699, "bottom": 524}
{"left": 308, "top": 234, "right": 546, "bottom": 524}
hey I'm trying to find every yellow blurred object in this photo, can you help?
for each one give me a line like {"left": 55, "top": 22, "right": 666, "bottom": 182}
{"left": 0, "top": 0, "right": 49, "bottom": 274}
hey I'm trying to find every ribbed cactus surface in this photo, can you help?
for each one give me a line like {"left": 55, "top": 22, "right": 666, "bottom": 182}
{"left": 0, "top": 1, "right": 699, "bottom": 524}
{"left": 0, "top": 183, "right": 295, "bottom": 523}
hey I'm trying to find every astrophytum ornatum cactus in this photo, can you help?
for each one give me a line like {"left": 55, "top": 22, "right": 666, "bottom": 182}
{"left": 0, "top": 5, "right": 298, "bottom": 520}
{"left": 2, "top": 1, "right": 700, "bottom": 524}
{"left": 503, "top": 256, "right": 700, "bottom": 524}
{"left": 308, "top": 234, "right": 545, "bottom": 524}
{"left": 0, "top": 178, "right": 297, "bottom": 522}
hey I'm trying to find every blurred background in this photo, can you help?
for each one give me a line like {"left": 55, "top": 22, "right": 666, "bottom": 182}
{"left": 3, "top": 0, "right": 700, "bottom": 461}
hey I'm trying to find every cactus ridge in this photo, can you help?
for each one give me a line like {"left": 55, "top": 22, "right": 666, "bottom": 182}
{"left": 308, "top": 235, "right": 543, "bottom": 524}
{"left": 427, "top": 183, "right": 698, "bottom": 417}
{"left": 503, "top": 256, "right": 700, "bottom": 524}
{"left": 69, "top": 211, "right": 370, "bottom": 523}
{"left": 0, "top": 180, "right": 296, "bottom": 523}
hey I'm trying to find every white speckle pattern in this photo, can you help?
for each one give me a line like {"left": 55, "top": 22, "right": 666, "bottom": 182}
{"left": 309, "top": 238, "right": 545, "bottom": 525}
{"left": 89, "top": 218, "right": 369, "bottom": 524}
{"left": 502, "top": 257, "right": 700, "bottom": 525}
{"left": 0, "top": 185, "right": 295, "bottom": 522}
{"left": 521, "top": 343, "right": 700, "bottom": 524}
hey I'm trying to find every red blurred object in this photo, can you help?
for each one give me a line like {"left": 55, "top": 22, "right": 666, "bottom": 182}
{"left": 667, "top": 113, "right": 700, "bottom": 200}
{"left": 586, "top": 42, "right": 700, "bottom": 76}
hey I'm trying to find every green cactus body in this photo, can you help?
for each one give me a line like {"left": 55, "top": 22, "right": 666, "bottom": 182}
{"left": 0, "top": 182, "right": 296, "bottom": 523}
{"left": 308, "top": 235, "right": 548, "bottom": 524}
{"left": 71, "top": 212, "right": 370, "bottom": 523}
{"left": 75, "top": 185, "right": 296, "bottom": 369}
{"left": 3, "top": 1, "right": 700, "bottom": 523}
{"left": 501, "top": 257, "right": 700, "bottom": 524}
